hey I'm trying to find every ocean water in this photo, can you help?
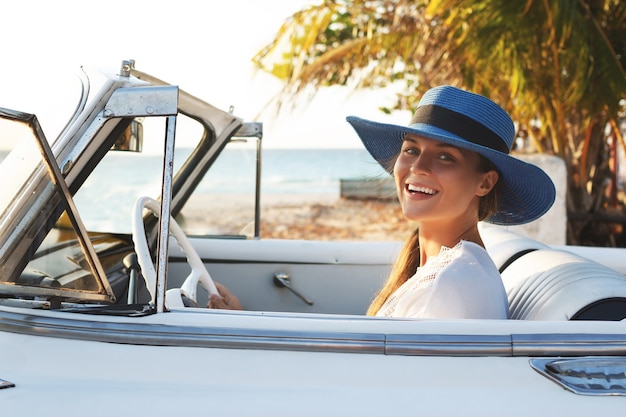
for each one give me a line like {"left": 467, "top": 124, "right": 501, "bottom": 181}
{"left": 1, "top": 147, "right": 390, "bottom": 194}
{"left": 216, "top": 147, "right": 389, "bottom": 195}
{"left": 1, "top": 147, "right": 391, "bottom": 232}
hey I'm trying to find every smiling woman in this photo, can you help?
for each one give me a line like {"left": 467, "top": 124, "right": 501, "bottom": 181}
{"left": 393, "top": 135, "right": 499, "bottom": 227}
{"left": 346, "top": 85, "right": 556, "bottom": 319}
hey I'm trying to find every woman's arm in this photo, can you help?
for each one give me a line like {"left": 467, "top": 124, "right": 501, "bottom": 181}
{"left": 206, "top": 282, "right": 243, "bottom": 310}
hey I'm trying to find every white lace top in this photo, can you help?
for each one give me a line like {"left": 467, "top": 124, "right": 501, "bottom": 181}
{"left": 376, "top": 241, "right": 508, "bottom": 319}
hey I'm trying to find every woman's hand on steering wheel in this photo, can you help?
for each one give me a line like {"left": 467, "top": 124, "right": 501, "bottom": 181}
{"left": 132, "top": 196, "right": 219, "bottom": 308}
{"left": 207, "top": 282, "right": 243, "bottom": 310}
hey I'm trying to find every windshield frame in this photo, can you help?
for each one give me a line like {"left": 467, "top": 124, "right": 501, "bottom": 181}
{"left": 0, "top": 62, "right": 259, "bottom": 311}
{"left": 0, "top": 108, "right": 115, "bottom": 303}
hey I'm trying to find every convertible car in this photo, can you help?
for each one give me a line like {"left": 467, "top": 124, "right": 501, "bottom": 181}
{"left": 1, "top": 60, "right": 626, "bottom": 416}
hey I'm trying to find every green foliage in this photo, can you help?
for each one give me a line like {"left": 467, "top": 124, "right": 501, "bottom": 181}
{"left": 254, "top": 0, "right": 626, "bottom": 245}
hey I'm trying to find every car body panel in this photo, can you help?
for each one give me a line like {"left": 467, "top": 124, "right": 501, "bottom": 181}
{"left": 1, "top": 61, "right": 625, "bottom": 415}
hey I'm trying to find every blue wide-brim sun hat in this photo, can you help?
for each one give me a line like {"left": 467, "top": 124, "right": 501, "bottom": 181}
{"left": 347, "top": 85, "right": 556, "bottom": 225}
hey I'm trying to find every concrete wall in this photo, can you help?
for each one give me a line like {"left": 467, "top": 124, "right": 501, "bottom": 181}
{"left": 488, "top": 154, "right": 567, "bottom": 245}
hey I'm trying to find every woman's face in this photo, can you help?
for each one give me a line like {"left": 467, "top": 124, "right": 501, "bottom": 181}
{"left": 393, "top": 134, "right": 498, "bottom": 226}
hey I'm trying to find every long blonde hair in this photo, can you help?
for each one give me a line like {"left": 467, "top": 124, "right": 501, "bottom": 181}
{"left": 366, "top": 154, "right": 500, "bottom": 316}
{"left": 366, "top": 228, "right": 421, "bottom": 316}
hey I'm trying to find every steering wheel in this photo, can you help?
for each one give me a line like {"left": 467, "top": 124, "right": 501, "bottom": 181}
{"left": 131, "top": 196, "right": 219, "bottom": 308}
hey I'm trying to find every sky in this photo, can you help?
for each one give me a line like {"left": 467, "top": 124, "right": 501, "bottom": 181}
{"left": 1, "top": 0, "right": 409, "bottom": 150}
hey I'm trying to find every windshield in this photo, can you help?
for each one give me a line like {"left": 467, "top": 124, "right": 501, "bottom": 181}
{"left": 0, "top": 117, "right": 46, "bottom": 213}
{"left": 0, "top": 110, "right": 115, "bottom": 303}
{"left": 0, "top": 64, "right": 252, "bottom": 310}
{"left": 0, "top": 109, "right": 255, "bottom": 308}
{"left": 72, "top": 114, "right": 259, "bottom": 237}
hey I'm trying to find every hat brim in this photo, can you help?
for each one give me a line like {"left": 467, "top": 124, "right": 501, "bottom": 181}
{"left": 347, "top": 116, "right": 556, "bottom": 225}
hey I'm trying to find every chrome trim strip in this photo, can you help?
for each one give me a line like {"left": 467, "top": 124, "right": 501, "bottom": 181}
{"left": 386, "top": 334, "right": 512, "bottom": 356}
{"left": 155, "top": 115, "right": 177, "bottom": 313}
{"left": 233, "top": 122, "right": 263, "bottom": 238}
{"left": 2, "top": 309, "right": 626, "bottom": 357}
{"left": 0, "top": 309, "right": 383, "bottom": 354}
{"left": 56, "top": 66, "right": 90, "bottom": 142}
{"left": 513, "top": 333, "right": 626, "bottom": 356}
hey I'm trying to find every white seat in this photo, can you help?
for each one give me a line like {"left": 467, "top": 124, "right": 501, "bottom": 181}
{"left": 480, "top": 224, "right": 548, "bottom": 272}
{"left": 481, "top": 225, "right": 626, "bottom": 320}
{"left": 501, "top": 248, "right": 626, "bottom": 320}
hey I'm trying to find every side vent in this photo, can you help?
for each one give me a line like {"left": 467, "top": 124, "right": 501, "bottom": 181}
{"left": 530, "top": 357, "right": 626, "bottom": 396}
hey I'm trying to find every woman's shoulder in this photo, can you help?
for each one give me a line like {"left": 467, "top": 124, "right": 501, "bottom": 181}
{"left": 440, "top": 240, "right": 500, "bottom": 279}
{"left": 424, "top": 241, "right": 508, "bottom": 319}
{"left": 459, "top": 240, "right": 495, "bottom": 263}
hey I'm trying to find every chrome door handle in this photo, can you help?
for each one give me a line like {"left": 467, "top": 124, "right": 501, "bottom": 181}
{"left": 273, "top": 272, "right": 314, "bottom": 306}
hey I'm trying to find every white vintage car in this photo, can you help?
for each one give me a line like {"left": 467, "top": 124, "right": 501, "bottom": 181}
{"left": 1, "top": 60, "right": 626, "bottom": 416}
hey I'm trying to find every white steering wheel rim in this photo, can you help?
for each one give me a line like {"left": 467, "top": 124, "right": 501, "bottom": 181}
{"left": 131, "top": 196, "right": 218, "bottom": 308}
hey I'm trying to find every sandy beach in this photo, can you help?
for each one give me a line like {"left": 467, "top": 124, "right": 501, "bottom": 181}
{"left": 181, "top": 193, "right": 412, "bottom": 242}
{"left": 259, "top": 196, "right": 411, "bottom": 241}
